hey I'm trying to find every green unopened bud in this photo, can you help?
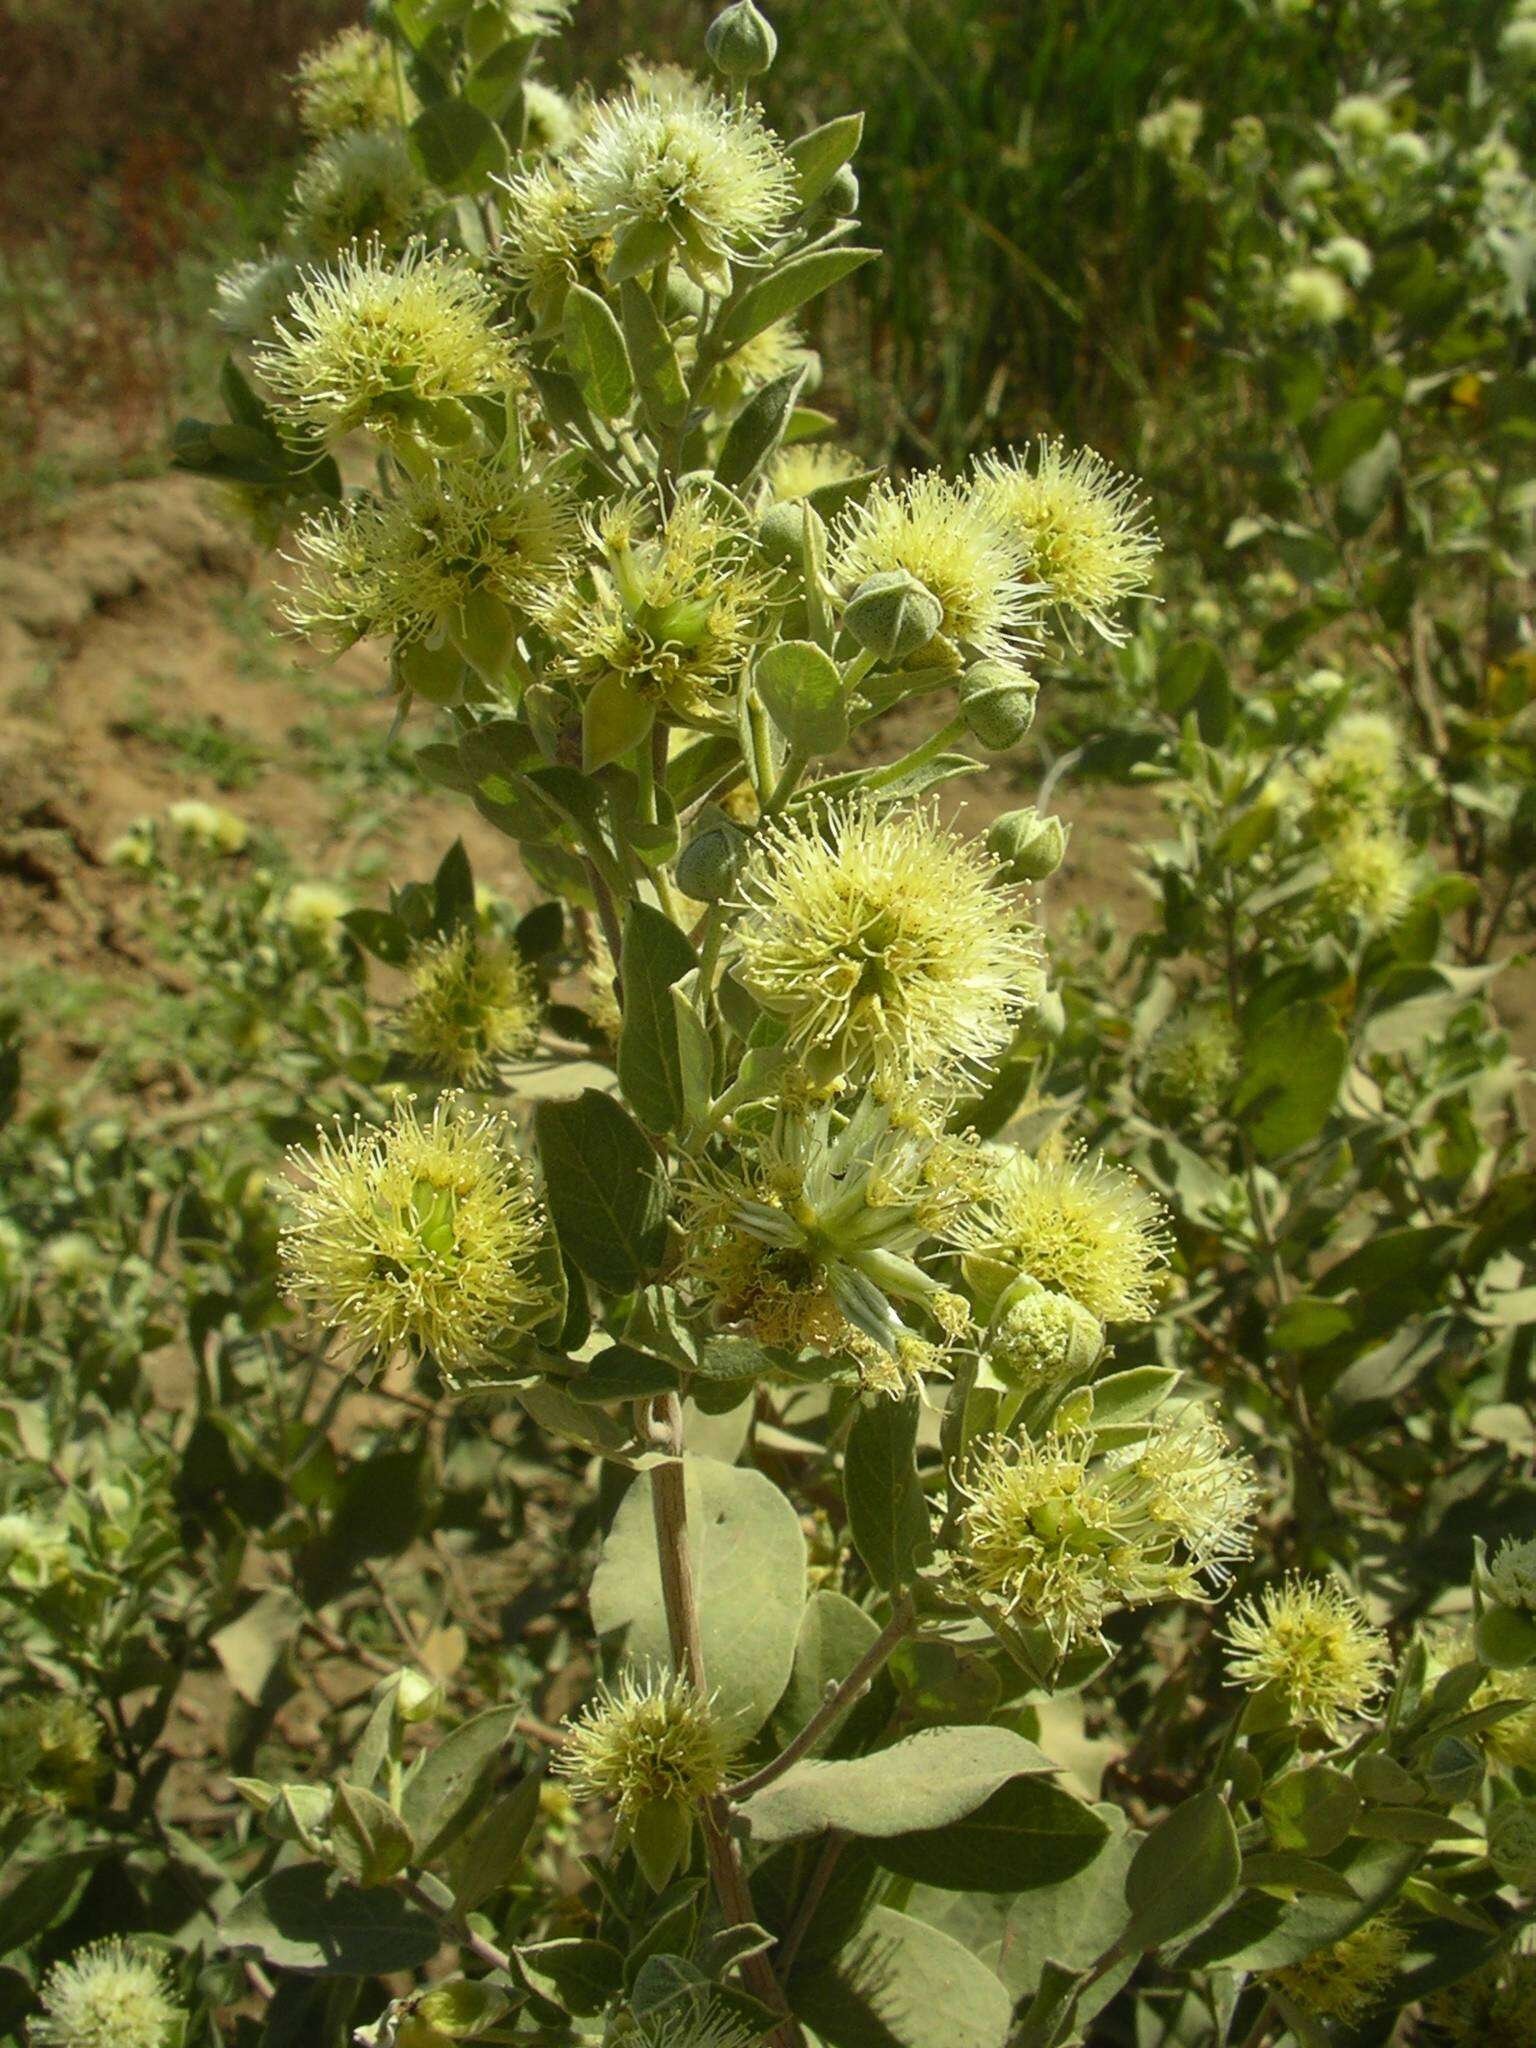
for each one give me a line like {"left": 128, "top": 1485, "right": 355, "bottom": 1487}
{"left": 959, "top": 660, "right": 1039, "bottom": 750}
{"left": 676, "top": 814, "right": 749, "bottom": 902}
{"left": 705, "top": 0, "right": 778, "bottom": 77}
{"left": 1488, "top": 1799, "right": 1536, "bottom": 1889}
{"left": 822, "top": 164, "right": 860, "bottom": 216}
{"left": 759, "top": 496, "right": 825, "bottom": 568}
{"left": 844, "top": 569, "right": 944, "bottom": 662}
{"left": 988, "top": 1277, "right": 1104, "bottom": 1392}
{"left": 373, "top": 1666, "right": 444, "bottom": 1723}
{"left": 987, "top": 806, "right": 1069, "bottom": 883}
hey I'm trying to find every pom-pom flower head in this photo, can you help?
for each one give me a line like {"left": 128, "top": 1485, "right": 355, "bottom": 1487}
{"left": 953, "top": 1406, "right": 1255, "bottom": 1654}
{"left": 1141, "top": 1006, "right": 1239, "bottom": 1117}
{"left": 565, "top": 86, "right": 796, "bottom": 284}
{"left": 1489, "top": 1535, "right": 1536, "bottom": 1613}
{"left": 555, "top": 1666, "right": 733, "bottom": 1821}
{"left": 1424, "top": 1945, "right": 1536, "bottom": 2047}
{"left": 1266, "top": 1913, "right": 1408, "bottom": 2025}
{"left": 1223, "top": 1576, "right": 1391, "bottom": 1738}
{"left": 768, "top": 442, "right": 860, "bottom": 503}
{"left": 256, "top": 242, "right": 519, "bottom": 448}
{"left": 985, "top": 1280, "right": 1104, "bottom": 1395}
{"left": 283, "top": 456, "right": 578, "bottom": 651}
{"left": 833, "top": 474, "right": 1038, "bottom": 667}
{"left": 31, "top": 1938, "right": 183, "bottom": 2048}
{"left": 959, "top": 1141, "right": 1171, "bottom": 1325}
{"left": 1315, "top": 823, "right": 1414, "bottom": 930}
{"left": 294, "top": 26, "right": 409, "bottom": 140}
{"left": 281, "top": 1096, "right": 548, "bottom": 1375}
{"left": 397, "top": 929, "right": 542, "bottom": 1082}
{"left": 1278, "top": 264, "right": 1350, "bottom": 326}
{"left": 0, "top": 1695, "right": 102, "bottom": 1817}
{"left": 1303, "top": 708, "right": 1403, "bottom": 826}
{"left": 732, "top": 798, "right": 1043, "bottom": 1089}
{"left": 214, "top": 253, "right": 302, "bottom": 342}
{"left": 287, "top": 131, "right": 433, "bottom": 259}
{"left": 971, "top": 441, "right": 1159, "bottom": 645}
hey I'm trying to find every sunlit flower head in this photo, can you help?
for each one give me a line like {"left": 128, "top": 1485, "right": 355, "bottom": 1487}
{"left": 834, "top": 474, "right": 1038, "bottom": 666}
{"left": 1266, "top": 1913, "right": 1408, "bottom": 2025}
{"left": 1304, "top": 709, "right": 1403, "bottom": 824}
{"left": 214, "top": 252, "right": 302, "bottom": 341}
{"left": 733, "top": 798, "right": 1043, "bottom": 1089}
{"left": 555, "top": 1666, "right": 733, "bottom": 1823}
{"left": 32, "top": 1939, "right": 182, "bottom": 2048}
{"left": 0, "top": 1510, "right": 75, "bottom": 1589}
{"left": 953, "top": 1407, "right": 1254, "bottom": 1653}
{"left": 636, "top": 2003, "right": 762, "bottom": 2048}
{"left": 1490, "top": 1536, "right": 1536, "bottom": 1613}
{"left": 1315, "top": 823, "right": 1414, "bottom": 929}
{"left": 970, "top": 442, "right": 1158, "bottom": 645}
{"left": 1317, "top": 233, "right": 1372, "bottom": 286}
{"left": 496, "top": 163, "right": 606, "bottom": 323}
{"left": 166, "top": 799, "right": 248, "bottom": 855}
{"left": 1137, "top": 98, "right": 1204, "bottom": 161}
{"left": 282, "top": 455, "right": 578, "bottom": 650}
{"left": 256, "top": 242, "right": 519, "bottom": 447}
{"left": 1424, "top": 1945, "right": 1536, "bottom": 2047}
{"left": 280, "top": 880, "right": 350, "bottom": 941}
{"left": 281, "top": 1096, "right": 548, "bottom": 1374}
{"left": 0, "top": 1695, "right": 102, "bottom": 1817}
{"left": 540, "top": 483, "right": 770, "bottom": 721}
{"left": 682, "top": 1090, "right": 981, "bottom": 1361}
{"left": 287, "top": 131, "right": 433, "bottom": 259}
{"left": 767, "top": 443, "right": 861, "bottom": 503}
{"left": 1141, "top": 1006, "right": 1239, "bottom": 1117}
{"left": 520, "top": 80, "right": 575, "bottom": 154}
{"left": 1330, "top": 91, "right": 1393, "bottom": 145}
{"left": 960, "top": 1141, "right": 1171, "bottom": 1325}
{"left": 397, "top": 928, "right": 542, "bottom": 1082}
{"left": 1277, "top": 264, "right": 1350, "bottom": 326}
{"left": 1223, "top": 1576, "right": 1391, "bottom": 1737}
{"left": 294, "top": 26, "right": 410, "bottom": 140}
{"left": 986, "top": 1280, "right": 1104, "bottom": 1395}
{"left": 566, "top": 87, "right": 796, "bottom": 284}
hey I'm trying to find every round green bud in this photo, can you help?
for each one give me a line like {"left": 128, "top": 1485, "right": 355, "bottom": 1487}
{"left": 987, "top": 806, "right": 1069, "bottom": 883}
{"left": 705, "top": 0, "right": 778, "bottom": 77}
{"left": 1488, "top": 1799, "right": 1536, "bottom": 1889}
{"left": 675, "top": 817, "right": 749, "bottom": 902}
{"left": 959, "top": 660, "right": 1039, "bottom": 751}
{"left": 844, "top": 569, "right": 944, "bottom": 662}
{"left": 759, "top": 497, "right": 824, "bottom": 568}
{"left": 987, "top": 1277, "right": 1104, "bottom": 1391}
{"left": 822, "top": 164, "right": 860, "bottom": 216}
{"left": 1033, "top": 987, "right": 1067, "bottom": 1041}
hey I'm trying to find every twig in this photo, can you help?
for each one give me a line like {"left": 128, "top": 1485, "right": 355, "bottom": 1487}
{"left": 728, "top": 1593, "right": 915, "bottom": 1803}
{"left": 776, "top": 1831, "right": 847, "bottom": 1984}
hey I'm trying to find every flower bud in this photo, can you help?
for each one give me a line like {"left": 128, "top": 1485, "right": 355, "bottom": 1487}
{"left": 987, "top": 806, "right": 1069, "bottom": 883}
{"left": 758, "top": 496, "right": 824, "bottom": 568}
{"left": 987, "top": 1277, "right": 1104, "bottom": 1393}
{"left": 959, "top": 660, "right": 1038, "bottom": 750}
{"left": 705, "top": 0, "right": 778, "bottom": 77}
{"left": 675, "top": 815, "right": 749, "bottom": 902}
{"left": 844, "top": 569, "right": 944, "bottom": 662}
{"left": 822, "top": 164, "right": 860, "bottom": 216}
{"left": 1489, "top": 1799, "right": 1536, "bottom": 1890}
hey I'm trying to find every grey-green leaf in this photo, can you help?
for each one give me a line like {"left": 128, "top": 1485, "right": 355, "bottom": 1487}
{"left": 408, "top": 98, "right": 510, "bottom": 195}
{"left": 534, "top": 1090, "right": 669, "bottom": 1292}
{"left": 716, "top": 366, "right": 808, "bottom": 490}
{"left": 844, "top": 1395, "right": 931, "bottom": 1590}
{"left": 787, "top": 114, "right": 865, "bottom": 208}
{"left": 755, "top": 639, "right": 849, "bottom": 755}
{"left": 562, "top": 284, "right": 635, "bottom": 420}
{"left": 735, "top": 1726, "right": 1053, "bottom": 1846}
{"left": 1123, "top": 1789, "right": 1241, "bottom": 1951}
{"left": 402, "top": 1704, "right": 522, "bottom": 1862}
{"left": 589, "top": 1456, "right": 807, "bottom": 1739}
{"left": 793, "top": 1906, "right": 1011, "bottom": 2048}
{"left": 223, "top": 1863, "right": 441, "bottom": 1976}
{"left": 617, "top": 903, "right": 698, "bottom": 1136}
{"left": 873, "top": 1775, "right": 1110, "bottom": 1892}
{"left": 1233, "top": 999, "right": 1348, "bottom": 1158}
{"left": 717, "top": 247, "right": 877, "bottom": 351}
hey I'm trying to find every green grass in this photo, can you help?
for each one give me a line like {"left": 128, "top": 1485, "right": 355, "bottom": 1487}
{"left": 115, "top": 686, "right": 271, "bottom": 789}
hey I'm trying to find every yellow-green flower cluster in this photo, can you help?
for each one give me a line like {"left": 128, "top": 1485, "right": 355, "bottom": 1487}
{"left": 32, "top": 1939, "right": 183, "bottom": 2048}
{"left": 768, "top": 443, "right": 861, "bottom": 504}
{"left": 562, "top": 85, "right": 797, "bottom": 283}
{"left": 281, "top": 1096, "right": 548, "bottom": 1375}
{"left": 283, "top": 456, "right": 578, "bottom": 650}
{"left": 294, "top": 27, "right": 410, "bottom": 140}
{"left": 954, "top": 1406, "right": 1256, "bottom": 1652}
{"left": 1141, "top": 1005, "right": 1240, "bottom": 1117}
{"left": 1489, "top": 1535, "right": 1536, "bottom": 1613}
{"left": 959, "top": 1140, "right": 1172, "bottom": 1326}
{"left": 1424, "top": 1946, "right": 1536, "bottom": 2047}
{"left": 214, "top": 253, "right": 302, "bottom": 342}
{"left": 733, "top": 797, "right": 1043, "bottom": 1091}
{"left": 256, "top": 242, "right": 519, "bottom": 448}
{"left": 1266, "top": 1913, "right": 1408, "bottom": 2025}
{"left": 984, "top": 1278, "right": 1105, "bottom": 1395}
{"left": 1222, "top": 1575, "right": 1391, "bottom": 1738}
{"left": 1316, "top": 822, "right": 1414, "bottom": 930}
{"left": 539, "top": 484, "right": 771, "bottom": 722}
{"left": 682, "top": 1089, "right": 980, "bottom": 1373}
{"left": 972, "top": 441, "right": 1160, "bottom": 645}
{"left": 396, "top": 929, "right": 542, "bottom": 1082}
{"left": 0, "top": 1695, "right": 102, "bottom": 1818}
{"left": 287, "top": 131, "right": 433, "bottom": 259}
{"left": 555, "top": 1667, "right": 732, "bottom": 1823}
